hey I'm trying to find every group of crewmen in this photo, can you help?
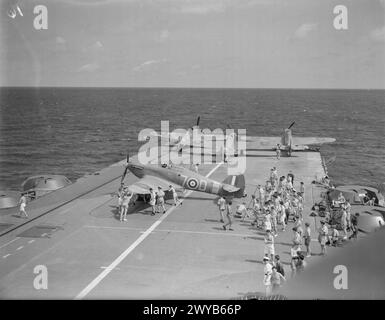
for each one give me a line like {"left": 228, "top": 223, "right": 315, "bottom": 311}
{"left": 117, "top": 183, "right": 181, "bottom": 221}
{"left": 227, "top": 168, "right": 361, "bottom": 296}
{"left": 317, "top": 192, "right": 360, "bottom": 255}
{"left": 216, "top": 167, "right": 310, "bottom": 296}
{"left": 217, "top": 167, "right": 305, "bottom": 233}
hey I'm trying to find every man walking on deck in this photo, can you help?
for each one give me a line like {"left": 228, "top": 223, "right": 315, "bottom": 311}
{"left": 217, "top": 196, "right": 226, "bottom": 223}
{"left": 120, "top": 191, "right": 131, "bottom": 222}
{"left": 18, "top": 193, "right": 28, "bottom": 219}
{"left": 223, "top": 201, "right": 234, "bottom": 231}
{"left": 169, "top": 185, "right": 180, "bottom": 206}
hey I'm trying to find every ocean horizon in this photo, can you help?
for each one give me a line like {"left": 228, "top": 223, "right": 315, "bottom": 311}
{"left": 1, "top": 87, "right": 384, "bottom": 191}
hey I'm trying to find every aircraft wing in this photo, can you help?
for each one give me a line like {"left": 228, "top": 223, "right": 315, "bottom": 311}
{"left": 246, "top": 136, "right": 336, "bottom": 149}
{"left": 292, "top": 137, "right": 336, "bottom": 145}
{"left": 127, "top": 175, "right": 171, "bottom": 194}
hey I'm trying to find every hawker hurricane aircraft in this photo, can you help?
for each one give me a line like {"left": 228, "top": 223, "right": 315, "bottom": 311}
{"left": 121, "top": 157, "right": 246, "bottom": 200}
{"left": 145, "top": 116, "right": 242, "bottom": 158}
{"left": 248, "top": 121, "right": 336, "bottom": 156}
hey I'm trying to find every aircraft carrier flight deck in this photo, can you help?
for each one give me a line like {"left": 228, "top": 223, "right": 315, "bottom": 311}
{"left": 0, "top": 138, "right": 334, "bottom": 299}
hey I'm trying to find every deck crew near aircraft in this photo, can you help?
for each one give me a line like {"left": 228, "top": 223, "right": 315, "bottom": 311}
{"left": 119, "top": 154, "right": 246, "bottom": 216}
{"left": 18, "top": 193, "right": 28, "bottom": 219}
{"left": 168, "top": 185, "right": 181, "bottom": 206}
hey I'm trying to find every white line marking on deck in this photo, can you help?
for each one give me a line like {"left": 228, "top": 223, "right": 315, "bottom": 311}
{"left": 84, "top": 225, "right": 254, "bottom": 238}
{"left": 84, "top": 225, "right": 143, "bottom": 231}
{"left": 157, "top": 229, "right": 250, "bottom": 237}
{"left": 101, "top": 266, "right": 120, "bottom": 270}
{"left": 3, "top": 254, "right": 11, "bottom": 258}
{"left": 0, "top": 237, "right": 20, "bottom": 250}
{"left": 28, "top": 240, "right": 35, "bottom": 244}
{"left": 16, "top": 246, "right": 24, "bottom": 251}
{"left": 75, "top": 162, "right": 223, "bottom": 300}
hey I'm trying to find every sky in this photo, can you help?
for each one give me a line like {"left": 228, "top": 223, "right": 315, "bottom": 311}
{"left": 0, "top": 0, "right": 384, "bottom": 88}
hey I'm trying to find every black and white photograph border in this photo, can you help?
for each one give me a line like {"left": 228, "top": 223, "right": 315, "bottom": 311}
{"left": 0, "top": 0, "right": 384, "bottom": 304}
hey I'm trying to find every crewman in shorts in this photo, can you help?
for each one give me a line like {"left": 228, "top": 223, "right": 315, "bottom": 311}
{"left": 168, "top": 185, "right": 180, "bottom": 206}
{"left": 149, "top": 188, "right": 157, "bottom": 215}
{"left": 120, "top": 191, "right": 130, "bottom": 222}
{"left": 217, "top": 196, "right": 226, "bottom": 223}
{"left": 250, "top": 195, "right": 261, "bottom": 227}
{"left": 318, "top": 220, "right": 328, "bottom": 256}
{"left": 157, "top": 186, "right": 166, "bottom": 214}
{"left": 223, "top": 201, "right": 234, "bottom": 231}
{"left": 19, "top": 193, "right": 28, "bottom": 218}
{"left": 264, "top": 230, "right": 275, "bottom": 262}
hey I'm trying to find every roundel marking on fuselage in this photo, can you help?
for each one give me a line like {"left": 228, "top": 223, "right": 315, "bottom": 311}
{"left": 187, "top": 178, "right": 199, "bottom": 190}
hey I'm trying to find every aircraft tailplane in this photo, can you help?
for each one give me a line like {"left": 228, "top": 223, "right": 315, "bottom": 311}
{"left": 222, "top": 174, "right": 246, "bottom": 198}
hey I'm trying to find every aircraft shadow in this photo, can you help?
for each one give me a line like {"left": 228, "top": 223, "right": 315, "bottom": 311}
{"left": 212, "top": 227, "right": 233, "bottom": 231}
{"left": 204, "top": 218, "right": 223, "bottom": 223}
{"left": 109, "top": 203, "right": 154, "bottom": 220}
{"left": 275, "top": 242, "right": 293, "bottom": 247}
{"left": 247, "top": 236, "right": 264, "bottom": 241}
{"left": 252, "top": 230, "right": 266, "bottom": 236}
{"left": 245, "top": 259, "right": 263, "bottom": 264}
{"left": 182, "top": 196, "right": 216, "bottom": 202}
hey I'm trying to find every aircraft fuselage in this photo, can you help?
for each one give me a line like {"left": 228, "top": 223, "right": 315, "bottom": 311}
{"left": 127, "top": 163, "right": 243, "bottom": 198}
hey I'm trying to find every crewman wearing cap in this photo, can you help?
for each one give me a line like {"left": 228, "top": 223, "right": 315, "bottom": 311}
{"left": 263, "top": 256, "right": 273, "bottom": 296}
